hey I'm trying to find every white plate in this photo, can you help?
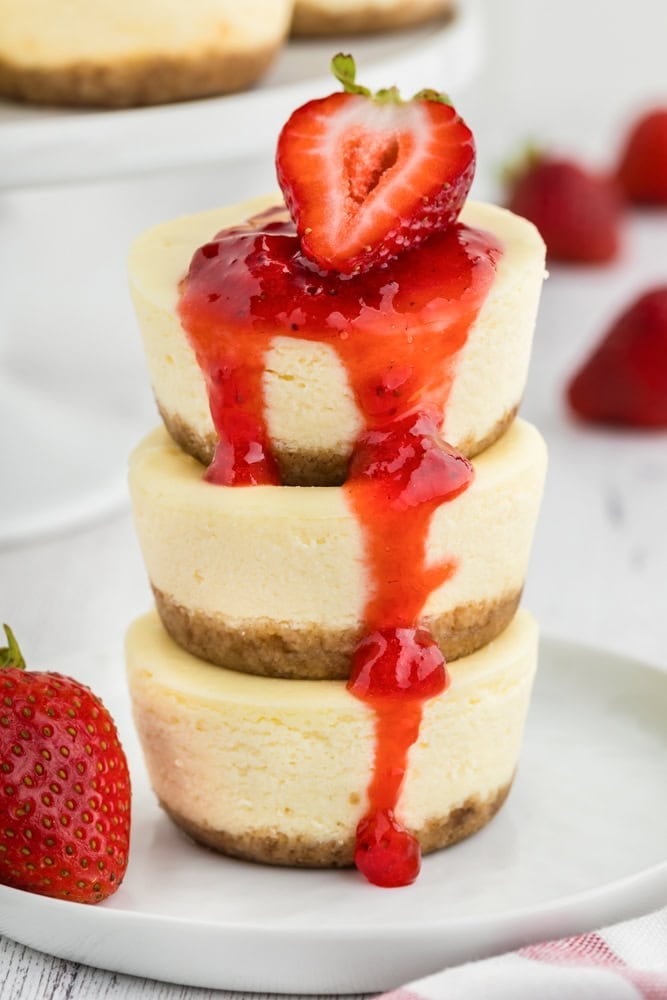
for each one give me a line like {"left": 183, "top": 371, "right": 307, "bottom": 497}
{"left": 0, "top": 635, "right": 665, "bottom": 992}
{"left": 0, "top": 3, "right": 481, "bottom": 190}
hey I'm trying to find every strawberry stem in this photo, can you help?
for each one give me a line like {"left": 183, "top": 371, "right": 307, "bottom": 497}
{"left": 0, "top": 625, "right": 26, "bottom": 671}
{"left": 412, "top": 88, "right": 452, "bottom": 106}
{"left": 331, "top": 54, "right": 370, "bottom": 98}
{"left": 374, "top": 86, "right": 402, "bottom": 105}
{"left": 331, "top": 53, "right": 451, "bottom": 106}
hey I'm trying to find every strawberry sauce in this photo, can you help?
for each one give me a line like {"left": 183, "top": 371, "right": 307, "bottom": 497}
{"left": 348, "top": 628, "right": 448, "bottom": 887}
{"left": 345, "top": 414, "right": 472, "bottom": 885}
{"left": 177, "top": 206, "right": 501, "bottom": 886}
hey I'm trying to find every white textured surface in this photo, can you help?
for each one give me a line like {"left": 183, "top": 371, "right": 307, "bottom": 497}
{"left": 1, "top": 0, "right": 667, "bottom": 994}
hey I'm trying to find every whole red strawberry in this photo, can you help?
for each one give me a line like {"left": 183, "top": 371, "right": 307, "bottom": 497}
{"left": 567, "top": 287, "right": 667, "bottom": 427}
{"left": 0, "top": 626, "right": 131, "bottom": 903}
{"left": 504, "top": 151, "right": 622, "bottom": 264}
{"left": 617, "top": 108, "right": 667, "bottom": 204}
{"left": 276, "top": 53, "right": 475, "bottom": 274}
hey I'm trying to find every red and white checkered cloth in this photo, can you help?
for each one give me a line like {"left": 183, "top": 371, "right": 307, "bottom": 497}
{"left": 378, "top": 908, "right": 667, "bottom": 999}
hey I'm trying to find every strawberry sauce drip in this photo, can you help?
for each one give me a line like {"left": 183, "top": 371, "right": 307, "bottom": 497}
{"left": 345, "top": 415, "right": 473, "bottom": 886}
{"left": 346, "top": 412, "right": 474, "bottom": 631}
{"left": 177, "top": 206, "right": 501, "bottom": 886}
{"left": 348, "top": 627, "right": 450, "bottom": 886}
{"left": 205, "top": 365, "right": 280, "bottom": 486}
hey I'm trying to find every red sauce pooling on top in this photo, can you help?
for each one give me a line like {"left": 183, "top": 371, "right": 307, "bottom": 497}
{"left": 177, "top": 207, "right": 501, "bottom": 886}
{"left": 178, "top": 208, "right": 501, "bottom": 477}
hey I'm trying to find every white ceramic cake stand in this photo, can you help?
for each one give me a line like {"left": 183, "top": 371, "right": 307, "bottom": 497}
{"left": 0, "top": 3, "right": 482, "bottom": 190}
{"left": 0, "top": 5, "right": 483, "bottom": 545}
{"left": 0, "top": 178, "right": 156, "bottom": 545}
{"left": 0, "top": 376, "right": 133, "bottom": 545}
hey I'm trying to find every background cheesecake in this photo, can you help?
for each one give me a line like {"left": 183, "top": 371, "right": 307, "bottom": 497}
{"left": 291, "top": 0, "right": 454, "bottom": 36}
{"left": 0, "top": 0, "right": 294, "bottom": 107}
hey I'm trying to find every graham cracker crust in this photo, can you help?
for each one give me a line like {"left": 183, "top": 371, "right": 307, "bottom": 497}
{"left": 153, "top": 586, "right": 522, "bottom": 678}
{"left": 162, "top": 780, "right": 512, "bottom": 868}
{"left": 158, "top": 404, "right": 519, "bottom": 487}
{"left": 291, "top": 1, "right": 455, "bottom": 36}
{"left": 0, "top": 43, "right": 281, "bottom": 108}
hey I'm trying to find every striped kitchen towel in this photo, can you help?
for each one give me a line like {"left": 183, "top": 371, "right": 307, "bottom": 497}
{"left": 378, "top": 907, "right": 667, "bottom": 999}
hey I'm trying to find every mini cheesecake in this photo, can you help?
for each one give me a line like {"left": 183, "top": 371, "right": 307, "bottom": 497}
{"left": 128, "top": 419, "right": 547, "bottom": 679}
{"left": 126, "top": 608, "right": 538, "bottom": 867}
{"left": 0, "top": 0, "right": 294, "bottom": 107}
{"left": 128, "top": 197, "right": 546, "bottom": 486}
{"left": 291, "top": 0, "right": 454, "bottom": 35}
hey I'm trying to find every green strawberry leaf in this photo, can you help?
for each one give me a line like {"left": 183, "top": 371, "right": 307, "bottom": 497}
{"left": 331, "top": 53, "right": 370, "bottom": 97}
{"left": 412, "top": 88, "right": 452, "bottom": 106}
{"left": 332, "top": 53, "right": 452, "bottom": 106}
{"left": 0, "top": 624, "right": 26, "bottom": 670}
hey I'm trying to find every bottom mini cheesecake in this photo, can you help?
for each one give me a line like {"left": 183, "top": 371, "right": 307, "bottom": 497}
{"left": 126, "top": 609, "right": 538, "bottom": 868}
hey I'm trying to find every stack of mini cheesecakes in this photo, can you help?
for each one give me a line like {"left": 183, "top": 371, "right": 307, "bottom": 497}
{"left": 124, "top": 191, "right": 547, "bottom": 880}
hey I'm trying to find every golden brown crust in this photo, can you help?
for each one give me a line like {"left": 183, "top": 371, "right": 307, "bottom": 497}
{"left": 456, "top": 404, "right": 519, "bottom": 461}
{"left": 162, "top": 780, "right": 512, "bottom": 867}
{"left": 0, "top": 42, "right": 281, "bottom": 109}
{"left": 158, "top": 405, "right": 217, "bottom": 470}
{"left": 291, "top": 0, "right": 455, "bottom": 36}
{"left": 153, "top": 586, "right": 522, "bottom": 678}
{"left": 158, "top": 404, "right": 520, "bottom": 487}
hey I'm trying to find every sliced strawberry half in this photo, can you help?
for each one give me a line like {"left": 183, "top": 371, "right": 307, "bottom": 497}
{"left": 275, "top": 54, "right": 475, "bottom": 274}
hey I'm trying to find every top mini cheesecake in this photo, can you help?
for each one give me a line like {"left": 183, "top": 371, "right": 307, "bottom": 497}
{"left": 129, "top": 196, "right": 545, "bottom": 485}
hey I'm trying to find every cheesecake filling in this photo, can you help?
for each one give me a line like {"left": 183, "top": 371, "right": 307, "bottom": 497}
{"left": 128, "top": 418, "right": 546, "bottom": 676}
